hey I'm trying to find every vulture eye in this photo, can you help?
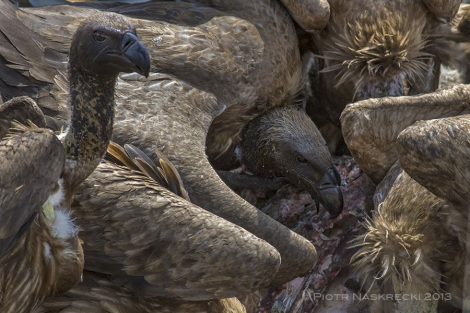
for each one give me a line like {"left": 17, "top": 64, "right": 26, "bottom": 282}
{"left": 93, "top": 31, "right": 108, "bottom": 42}
{"left": 296, "top": 155, "right": 308, "bottom": 165}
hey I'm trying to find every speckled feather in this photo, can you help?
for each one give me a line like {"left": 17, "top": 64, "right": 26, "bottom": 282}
{"left": 0, "top": 128, "right": 84, "bottom": 313}
{"left": 0, "top": 8, "right": 149, "bottom": 313}
{"left": 311, "top": 0, "right": 459, "bottom": 126}
{"left": 0, "top": 0, "right": 318, "bottom": 285}
{"left": 70, "top": 160, "right": 281, "bottom": 300}
{"left": 341, "top": 84, "right": 470, "bottom": 183}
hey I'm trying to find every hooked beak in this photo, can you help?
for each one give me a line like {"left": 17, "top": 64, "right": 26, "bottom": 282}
{"left": 315, "top": 166, "right": 344, "bottom": 219}
{"left": 108, "top": 32, "right": 150, "bottom": 77}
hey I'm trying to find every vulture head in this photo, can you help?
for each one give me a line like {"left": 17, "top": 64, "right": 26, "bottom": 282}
{"left": 69, "top": 13, "right": 150, "bottom": 79}
{"left": 241, "top": 106, "right": 343, "bottom": 218}
{"left": 313, "top": 0, "right": 460, "bottom": 126}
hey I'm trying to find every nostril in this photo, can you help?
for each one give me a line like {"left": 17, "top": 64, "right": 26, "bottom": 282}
{"left": 121, "top": 33, "right": 137, "bottom": 51}
{"left": 318, "top": 167, "right": 341, "bottom": 190}
{"left": 122, "top": 39, "right": 133, "bottom": 51}
{"left": 319, "top": 181, "right": 334, "bottom": 189}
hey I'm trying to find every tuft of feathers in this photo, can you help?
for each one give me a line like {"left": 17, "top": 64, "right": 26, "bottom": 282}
{"left": 320, "top": 10, "right": 432, "bottom": 92}
{"left": 350, "top": 171, "right": 454, "bottom": 295}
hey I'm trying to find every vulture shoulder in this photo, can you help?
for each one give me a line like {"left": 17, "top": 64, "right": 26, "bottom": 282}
{"left": 340, "top": 84, "right": 470, "bottom": 183}
{"left": 398, "top": 114, "right": 470, "bottom": 207}
{"left": 0, "top": 127, "right": 63, "bottom": 256}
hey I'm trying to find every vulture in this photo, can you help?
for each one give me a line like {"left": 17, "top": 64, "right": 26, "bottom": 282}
{"left": 56, "top": 0, "right": 343, "bottom": 216}
{"left": 0, "top": 12, "right": 150, "bottom": 313}
{"left": 0, "top": 0, "right": 332, "bottom": 288}
{"left": 35, "top": 141, "right": 279, "bottom": 312}
{"left": 306, "top": 0, "right": 461, "bottom": 151}
{"left": 342, "top": 84, "right": 470, "bottom": 312}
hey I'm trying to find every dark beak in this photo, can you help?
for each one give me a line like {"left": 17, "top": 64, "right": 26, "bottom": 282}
{"left": 111, "top": 32, "right": 150, "bottom": 77}
{"left": 316, "top": 166, "right": 344, "bottom": 219}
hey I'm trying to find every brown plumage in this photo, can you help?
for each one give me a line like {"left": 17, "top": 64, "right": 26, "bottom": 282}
{"left": 350, "top": 169, "right": 460, "bottom": 312}
{"left": 278, "top": 0, "right": 330, "bottom": 32}
{"left": 0, "top": 11, "right": 150, "bottom": 313}
{"left": 47, "top": 0, "right": 306, "bottom": 161}
{"left": 0, "top": 96, "right": 46, "bottom": 139}
{"left": 341, "top": 84, "right": 470, "bottom": 184}
{"left": 306, "top": 0, "right": 459, "bottom": 151}
{"left": 35, "top": 142, "right": 280, "bottom": 312}
{"left": 43, "top": 1, "right": 340, "bottom": 215}
{"left": 106, "top": 141, "right": 190, "bottom": 201}
{"left": 423, "top": 0, "right": 461, "bottom": 22}
{"left": 342, "top": 86, "right": 470, "bottom": 311}
{"left": 36, "top": 271, "right": 247, "bottom": 313}
{"left": 0, "top": 0, "right": 318, "bottom": 285}
{"left": 397, "top": 115, "right": 470, "bottom": 309}
{"left": 0, "top": 126, "right": 82, "bottom": 313}
{"left": 241, "top": 105, "right": 343, "bottom": 217}
{"left": 320, "top": 0, "right": 458, "bottom": 107}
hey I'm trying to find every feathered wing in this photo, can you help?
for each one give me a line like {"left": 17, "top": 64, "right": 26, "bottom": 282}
{"left": 0, "top": 96, "right": 46, "bottom": 139}
{"left": 112, "top": 75, "right": 317, "bottom": 285}
{"left": 398, "top": 114, "right": 470, "bottom": 207}
{"left": 340, "top": 84, "right": 470, "bottom": 183}
{"left": 0, "top": 0, "right": 318, "bottom": 285}
{"left": 106, "top": 142, "right": 189, "bottom": 201}
{"left": 396, "top": 114, "right": 470, "bottom": 308}
{"left": 0, "top": 128, "right": 64, "bottom": 257}
{"left": 72, "top": 160, "right": 281, "bottom": 300}
{"left": 36, "top": 271, "right": 246, "bottom": 313}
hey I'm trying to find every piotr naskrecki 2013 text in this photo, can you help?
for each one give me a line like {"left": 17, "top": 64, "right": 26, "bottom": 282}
{"left": 313, "top": 293, "right": 452, "bottom": 302}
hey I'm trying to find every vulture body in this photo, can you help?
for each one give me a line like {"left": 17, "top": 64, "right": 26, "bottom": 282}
{"left": 0, "top": 12, "right": 150, "bottom": 313}
{"left": 0, "top": 0, "right": 323, "bottom": 287}
{"left": 343, "top": 85, "right": 470, "bottom": 312}
{"left": 35, "top": 142, "right": 279, "bottom": 312}
{"left": 308, "top": 0, "right": 460, "bottom": 150}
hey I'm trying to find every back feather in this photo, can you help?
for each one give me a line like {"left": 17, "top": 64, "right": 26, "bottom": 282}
{"left": 105, "top": 141, "right": 190, "bottom": 201}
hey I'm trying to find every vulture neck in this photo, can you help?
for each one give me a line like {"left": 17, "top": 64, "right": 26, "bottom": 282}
{"left": 62, "top": 67, "right": 116, "bottom": 199}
